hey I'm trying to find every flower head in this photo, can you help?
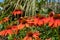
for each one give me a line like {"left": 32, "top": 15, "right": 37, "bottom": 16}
{"left": 33, "top": 31, "right": 40, "bottom": 38}
{"left": 17, "top": 23, "right": 25, "bottom": 30}
{"left": 12, "top": 9, "right": 23, "bottom": 15}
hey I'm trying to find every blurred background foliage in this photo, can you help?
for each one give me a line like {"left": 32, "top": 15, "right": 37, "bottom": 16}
{"left": 0, "top": 0, "right": 60, "bottom": 16}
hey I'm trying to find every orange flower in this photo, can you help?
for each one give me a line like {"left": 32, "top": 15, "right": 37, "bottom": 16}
{"left": 0, "top": 29, "right": 13, "bottom": 36}
{"left": 12, "top": 9, "right": 23, "bottom": 15}
{"left": 0, "top": 26, "right": 18, "bottom": 36}
{"left": 0, "top": 30, "right": 6, "bottom": 36}
{"left": 33, "top": 31, "right": 40, "bottom": 38}
{"left": 11, "top": 26, "right": 17, "bottom": 30}
{"left": 23, "top": 36, "right": 32, "bottom": 40}
{"left": 23, "top": 32, "right": 33, "bottom": 40}
{"left": 26, "top": 19, "right": 31, "bottom": 23}
{"left": 17, "top": 23, "right": 25, "bottom": 30}
{"left": 5, "top": 29, "right": 13, "bottom": 36}
{"left": 3, "top": 17, "right": 9, "bottom": 22}
{"left": 23, "top": 31, "right": 40, "bottom": 40}
{"left": 11, "top": 26, "right": 18, "bottom": 34}
{"left": 26, "top": 19, "right": 34, "bottom": 26}
{"left": 27, "top": 19, "right": 32, "bottom": 23}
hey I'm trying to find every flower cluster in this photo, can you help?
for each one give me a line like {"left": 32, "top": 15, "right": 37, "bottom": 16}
{"left": 0, "top": 25, "right": 18, "bottom": 36}
{"left": 19, "top": 15, "right": 60, "bottom": 28}
{"left": 0, "top": 12, "right": 60, "bottom": 40}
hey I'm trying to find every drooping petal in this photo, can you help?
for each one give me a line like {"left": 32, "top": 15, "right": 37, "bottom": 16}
{"left": 0, "top": 30, "right": 6, "bottom": 36}
{"left": 26, "top": 19, "right": 34, "bottom": 26}
{"left": 33, "top": 31, "right": 40, "bottom": 38}
{"left": 57, "top": 20, "right": 60, "bottom": 26}
{"left": 17, "top": 23, "right": 25, "bottom": 30}
{"left": 33, "top": 18, "right": 39, "bottom": 25}
{"left": 38, "top": 20, "right": 43, "bottom": 26}
{"left": 48, "top": 17, "right": 54, "bottom": 27}
{"left": 53, "top": 19, "right": 59, "bottom": 28}
{"left": 23, "top": 36, "right": 32, "bottom": 40}
{"left": 5, "top": 29, "right": 13, "bottom": 36}
{"left": 0, "top": 21, "right": 3, "bottom": 24}
{"left": 11, "top": 26, "right": 18, "bottom": 34}
{"left": 43, "top": 17, "right": 50, "bottom": 24}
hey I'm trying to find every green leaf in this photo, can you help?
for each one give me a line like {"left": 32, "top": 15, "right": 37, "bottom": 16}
{"left": 0, "top": 24, "right": 3, "bottom": 30}
{"left": 8, "top": 35, "right": 14, "bottom": 40}
{"left": 52, "top": 37, "right": 55, "bottom": 40}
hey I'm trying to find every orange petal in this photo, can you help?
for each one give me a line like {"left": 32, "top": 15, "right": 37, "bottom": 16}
{"left": 48, "top": 17, "right": 54, "bottom": 27}
{"left": 11, "top": 26, "right": 18, "bottom": 31}
{"left": 0, "top": 21, "right": 3, "bottom": 24}
{"left": 17, "top": 23, "right": 25, "bottom": 30}
{"left": 5, "top": 29, "right": 13, "bottom": 36}
{"left": 43, "top": 17, "right": 50, "bottom": 24}
{"left": 33, "top": 31, "right": 40, "bottom": 38}
{"left": 3, "top": 17, "right": 9, "bottom": 22}
{"left": 23, "top": 36, "right": 32, "bottom": 40}
{"left": 57, "top": 20, "right": 60, "bottom": 26}
{"left": 33, "top": 18, "right": 39, "bottom": 25}
{"left": 25, "top": 23, "right": 29, "bottom": 27}
{"left": 35, "top": 37, "right": 42, "bottom": 40}
{"left": 45, "top": 38, "right": 52, "bottom": 40}
{"left": 23, "top": 36, "right": 28, "bottom": 40}
{"left": 38, "top": 20, "right": 43, "bottom": 26}
{"left": 48, "top": 22, "right": 54, "bottom": 27}
{"left": 53, "top": 20, "right": 58, "bottom": 28}
{"left": 0, "top": 30, "right": 6, "bottom": 36}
